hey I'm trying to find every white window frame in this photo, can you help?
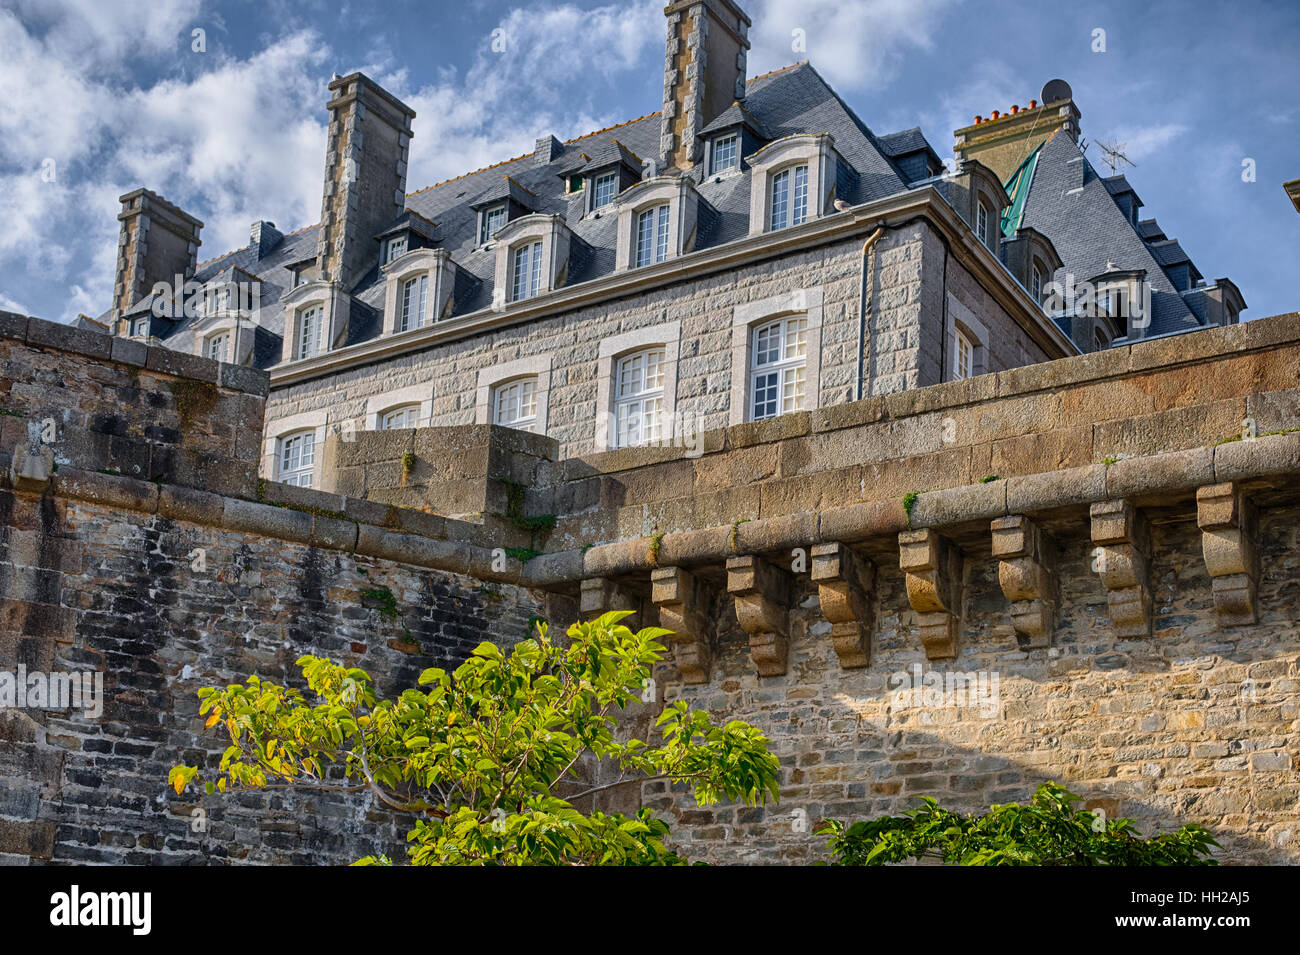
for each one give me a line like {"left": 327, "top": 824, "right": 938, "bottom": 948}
{"left": 130, "top": 316, "right": 149, "bottom": 337}
{"left": 480, "top": 204, "right": 507, "bottom": 245}
{"left": 747, "top": 134, "right": 837, "bottom": 238}
{"left": 612, "top": 177, "right": 698, "bottom": 272}
{"left": 379, "top": 405, "right": 421, "bottom": 430}
{"left": 729, "top": 289, "right": 824, "bottom": 426}
{"left": 748, "top": 316, "right": 809, "bottom": 421}
{"left": 511, "top": 241, "right": 543, "bottom": 302}
{"left": 635, "top": 204, "right": 671, "bottom": 268}
{"left": 769, "top": 164, "right": 809, "bottom": 231}
{"left": 491, "top": 215, "right": 570, "bottom": 308}
{"left": 976, "top": 201, "right": 990, "bottom": 246}
{"left": 398, "top": 273, "right": 428, "bottom": 332}
{"left": 710, "top": 133, "right": 739, "bottom": 175}
{"left": 592, "top": 171, "right": 618, "bottom": 209}
{"left": 613, "top": 348, "right": 667, "bottom": 448}
{"left": 492, "top": 378, "right": 539, "bottom": 432}
{"left": 364, "top": 384, "right": 435, "bottom": 431}
{"left": 206, "top": 332, "right": 230, "bottom": 363}
{"left": 595, "top": 324, "right": 681, "bottom": 452}
{"left": 296, "top": 305, "right": 322, "bottom": 359}
{"left": 476, "top": 354, "right": 552, "bottom": 435}
{"left": 953, "top": 328, "right": 974, "bottom": 379}
{"left": 385, "top": 235, "right": 408, "bottom": 264}
{"left": 278, "top": 431, "right": 316, "bottom": 487}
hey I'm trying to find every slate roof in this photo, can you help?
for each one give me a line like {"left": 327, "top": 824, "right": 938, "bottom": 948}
{"left": 1017, "top": 129, "right": 1207, "bottom": 337}
{"left": 149, "top": 62, "right": 928, "bottom": 367}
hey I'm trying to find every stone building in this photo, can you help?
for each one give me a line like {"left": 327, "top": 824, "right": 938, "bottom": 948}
{"left": 98, "top": 0, "right": 1240, "bottom": 490}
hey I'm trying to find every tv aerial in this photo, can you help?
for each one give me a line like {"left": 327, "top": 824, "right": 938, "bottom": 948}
{"left": 1094, "top": 139, "right": 1136, "bottom": 176}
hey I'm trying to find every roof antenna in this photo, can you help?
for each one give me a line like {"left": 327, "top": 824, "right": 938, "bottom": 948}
{"left": 1094, "top": 139, "right": 1136, "bottom": 176}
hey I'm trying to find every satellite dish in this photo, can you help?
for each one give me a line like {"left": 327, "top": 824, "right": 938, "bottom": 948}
{"left": 1041, "top": 79, "right": 1072, "bottom": 105}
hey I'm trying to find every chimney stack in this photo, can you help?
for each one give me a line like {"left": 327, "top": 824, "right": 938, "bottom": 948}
{"left": 315, "top": 72, "right": 416, "bottom": 289}
{"left": 250, "top": 220, "right": 282, "bottom": 258}
{"left": 534, "top": 134, "right": 563, "bottom": 166}
{"left": 953, "top": 79, "right": 1082, "bottom": 185}
{"left": 111, "top": 188, "right": 203, "bottom": 333}
{"left": 660, "top": 0, "right": 751, "bottom": 172}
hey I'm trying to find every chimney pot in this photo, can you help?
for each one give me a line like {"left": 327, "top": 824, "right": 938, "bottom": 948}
{"left": 1029, "top": 99, "right": 1038, "bottom": 108}
{"left": 991, "top": 110, "right": 1000, "bottom": 120}
{"left": 1011, "top": 104, "right": 1020, "bottom": 114}
{"left": 974, "top": 116, "right": 982, "bottom": 124}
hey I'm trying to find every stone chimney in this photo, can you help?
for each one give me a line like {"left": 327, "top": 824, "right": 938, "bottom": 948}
{"left": 660, "top": 0, "right": 751, "bottom": 172}
{"left": 111, "top": 188, "right": 203, "bottom": 333}
{"left": 250, "top": 220, "right": 283, "bottom": 258}
{"left": 954, "top": 79, "right": 1082, "bottom": 185}
{"left": 534, "top": 134, "right": 563, "bottom": 166}
{"left": 315, "top": 72, "right": 416, "bottom": 289}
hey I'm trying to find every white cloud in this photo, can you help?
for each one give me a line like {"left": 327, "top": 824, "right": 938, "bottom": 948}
{"left": 747, "top": 0, "right": 960, "bottom": 92}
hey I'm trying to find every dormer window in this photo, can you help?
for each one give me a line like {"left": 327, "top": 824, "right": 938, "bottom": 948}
{"left": 592, "top": 171, "right": 618, "bottom": 210}
{"left": 976, "top": 201, "right": 990, "bottom": 246}
{"left": 130, "top": 316, "right": 149, "bottom": 337}
{"left": 399, "top": 274, "right": 428, "bottom": 332}
{"left": 384, "top": 235, "right": 407, "bottom": 263}
{"left": 297, "top": 305, "right": 322, "bottom": 359}
{"left": 567, "top": 175, "right": 584, "bottom": 194}
{"left": 770, "top": 165, "right": 809, "bottom": 230}
{"left": 511, "top": 241, "right": 543, "bottom": 302}
{"left": 206, "top": 333, "right": 229, "bottom": 363}
{"left": 710, "top": 133, "right": 739, "bottom": 175}
{"left": 480, "top": 204, "right": 507, "bottom": 245}
{"left": 635, "top": 205, "right": 671, "bottom": 267}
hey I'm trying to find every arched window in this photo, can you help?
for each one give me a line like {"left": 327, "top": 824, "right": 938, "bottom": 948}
{"left": 398, "top": 273, "right": 428, "bottom": 332}
{"left": 635, "top": 205, "right": 671, "bottom": 267}
{"left": 296, "top": 305, "right": 322, "bottom": 359}
{"left": 278, "top": 431, "right": 316, "bottom": 487}
{"left": 770, "top": 165, "right": 809, "bottom": 231}
{"left": 511, "top": 242, "right": 543, "bottom": 302}
{"left": 493, "top": 377, "right": 539, "bottom": 432}
{"left": 379, "top": 405, "right": 420, "bottom": 430}
{"left": 750, "top": 316, "right": 808, "bottom": 420}
{"left": 614, "top": 349, "right": 665, "bottom": 447}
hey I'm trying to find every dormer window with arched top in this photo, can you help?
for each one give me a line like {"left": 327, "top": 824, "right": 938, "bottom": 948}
{"left": 613, "top": 176, "right": 699, "bottom": 272}
{"left": 747, "top": 134, "right": 841, "bottom": 237}
{"left": 491, "top": 215, "right": 572, "bottom": 306}
{"left": 381, "top": 247, "right": 457, "bottom": 335}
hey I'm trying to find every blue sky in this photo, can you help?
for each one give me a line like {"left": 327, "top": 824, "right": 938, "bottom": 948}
{"left": 1, "top": 0, "right": 1296, "bottom": 323}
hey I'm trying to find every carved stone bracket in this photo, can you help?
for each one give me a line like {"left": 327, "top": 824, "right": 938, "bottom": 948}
{"left": 725, "top": 555, "right": 791, "bottom": 677}
{"left": 650, "top": 566, "right": 715, "bottom": 684}
{"left": 579, "top": 577, "right": 644, "bottom": 623}
{"left": 990, "top": 515, "right": 1059, "bottom": 649}
{"left": 1197, "top": 483, "right": 1260, "bottom": 627}
{"left": 1089, "top": 499, "right": 1152, "bottom": 638}
{"left": 898, "top": 529, "right": 964, "bottom": 660}
{"left": 809, "top": 542, "right": 875, "bottom": 668}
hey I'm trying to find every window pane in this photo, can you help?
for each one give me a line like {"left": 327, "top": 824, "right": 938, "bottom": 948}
{"left": 298, "top": 307, "right": 321, "bottom": 358}
{"left": 770, "top": 169, "right": 789, "bottom": 230}
{"left": 711, "top": 134, "right": 738, "bottom": 174}
{"left": 636, "top": 209, "right": 655, "bottom": 268}
{"left": 792, "top": 165, "right": 809, "bottom": 226}
{"left": 656, "top": 205, "right": 670, "bottom": 262}
{"left": 751, "top": 371, "right": 779, "bottom": 420}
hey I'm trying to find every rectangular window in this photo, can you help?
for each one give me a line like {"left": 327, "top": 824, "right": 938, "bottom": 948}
{"left": 206, "top": 333, "right": 229, "bottom": 363}
{"left": 954, "top": 330, "right": 973, "bottom": 380}
{"left": 493, "top": 378, "right": 538, "bottom": 432}
{"left": 568, "top": 175, "right": 584, "bottom": 193}
{"left": 1031, "top": 264, "right": 1043, "bottom": 300}
{"left": 297, "top": 306, "right": 322, "bottom": 359}
{"left": 614, "top": 348, "right": 666, "bottom": 448}
{"left": 279, "top": 432, "right": 315, "bottom": 488}
{"left": 792, "top": 165, "right": 808, "bottom": 226}
{"left": 976, "top": 203, "right": 989, "bottom": 244}
{"left": 386, "top": 235, "right": 407, "bottom": 263}
{"left": 749, "top": 316, "right": 808, "bottom": 420}
{"left": 380, "top": 405, "right": 420, "bottom": 430}
{"left": 635, "top": 205, "right": 671, "bottom": 267}
{"left": 593, "top": 172, "right": 618, "bottom": 209}
{"left": 711, "top": 134, "right": 738, "bottom": 175}
{"left": 480, "top": 205, "right": 507, "bottom": 244}
{"left": 131, "top": 317, "right": 148, "bottom": 337}
{"left": 511, "top": 242, "right": 543, "bottom": 302}
{"left": 399, "top": 273, "right": 428, "bottom": 332}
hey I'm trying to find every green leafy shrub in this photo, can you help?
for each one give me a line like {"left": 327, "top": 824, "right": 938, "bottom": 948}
{"left": 817, "top": 783, "right": 1217, "bottom": 866}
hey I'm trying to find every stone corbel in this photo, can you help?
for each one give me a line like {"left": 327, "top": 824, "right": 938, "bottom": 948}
{"left": 1089, "top": 499, "right": 1152, "bottom": 638}
{"left": 990, "top": 515, "right": 1059, "bottom": 649}
{"left": 579, "top": 577, "right": 644, "bottom": 624}
{"left": 650, "top": 566, "right": 715, "bottom": 684}
{"left": 898, "top": 529, "right": 964, "bottom": 660}
{"left": 725, "top": 555, "right": 791, "bottom": 677}
{"left": 1196, "top": 483, "right": 1260, "bottom": 627}
{"left": 809, "top": 543, "right": 875, "bottom": 668}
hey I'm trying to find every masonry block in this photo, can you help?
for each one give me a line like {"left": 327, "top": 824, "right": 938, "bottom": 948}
{"left": 579, "top": 576, "right": 642, "bottom": 623}
{"left": 809, "top": 542, "right": 875, "bottom": 668}
{"left": 1090, "top": 499, "right": 1152, "bottom": 639}
{"left": 726, "top": 555, "right": 790, "bottom": 677}
{"left": 650, "top": 566, "right": 715, "bottom": 684}
{"left": 898, "top": 528, "right": 964, "bottom": 660}
{"left": 1196, "top": 483, "right": 1260, "bottom": 626}
{"left": 990, "top": 514, "right": 1059, "bottom": 649}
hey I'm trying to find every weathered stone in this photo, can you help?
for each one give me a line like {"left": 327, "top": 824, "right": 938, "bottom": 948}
{"left": 809, "top": 543, "right": 874, "bottom": 668}
{"left": 1196, "top": 483, "right": 1260, "bottom": 627}
{"left": 990, "top": 514, "right": 1058, "bottom": 649}
{"left": 650, "top": 566, "right": 715, "bottom": 684}
{"left": 726, "top": 554, "right": 791, "bottom": 677}
{"left": 898, "top": 528, "right": 964, "bottom": 659}
{"left": 1089, "top": 499, "right": 1152, "bottom": 639}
